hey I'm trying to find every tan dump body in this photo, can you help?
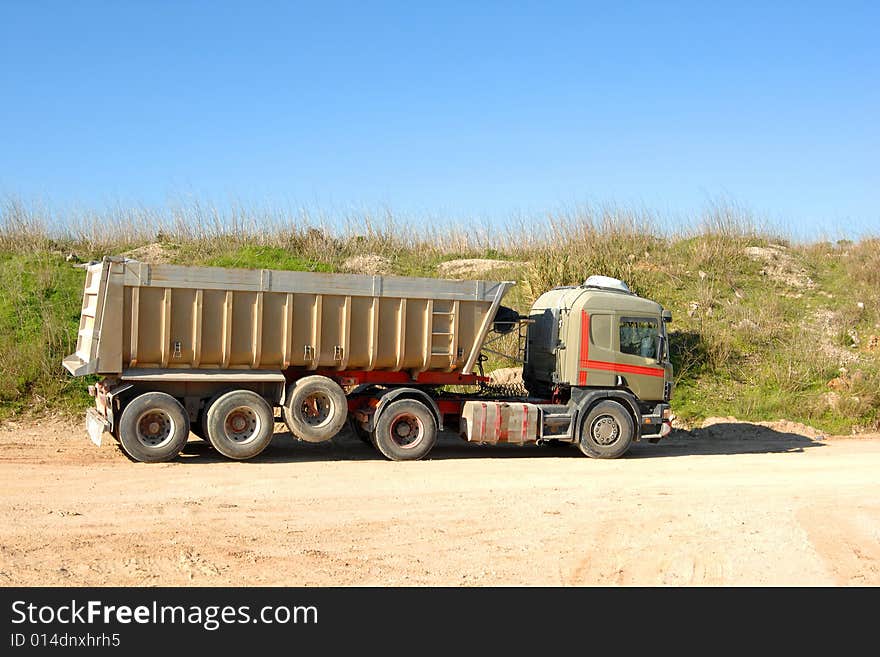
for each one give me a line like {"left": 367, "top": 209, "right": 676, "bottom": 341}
{"left": 63, "top": 257, "right": 512, "bottom": 378}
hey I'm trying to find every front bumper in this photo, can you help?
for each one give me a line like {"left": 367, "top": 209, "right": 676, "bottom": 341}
{"left": 640, "top": 403, "right": 672, "bottom": 440}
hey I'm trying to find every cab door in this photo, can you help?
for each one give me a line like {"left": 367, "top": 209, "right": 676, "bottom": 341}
{"left": 613, "top": 315, "right": 665, "bottom": 401}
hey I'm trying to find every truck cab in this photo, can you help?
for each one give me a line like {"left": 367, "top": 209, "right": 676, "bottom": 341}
{"left": 521, "top": 276, "right": 673, "bottom": 450}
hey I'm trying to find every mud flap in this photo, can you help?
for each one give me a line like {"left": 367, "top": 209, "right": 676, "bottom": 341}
{"left": 86, "top": 408, "right": 109, "bottom": 447}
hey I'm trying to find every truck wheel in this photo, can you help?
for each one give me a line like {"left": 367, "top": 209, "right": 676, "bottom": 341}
{"left": 117, "top": 392, "right": 190, "bottom": 463}
{"left": 372, "top": 399, "right": 437, "bottom": 461}
{"left": 199, "top": 389, "right": 230, "bottom": 442}
{"left": 283, "top": 376, "right": 348, "bottom": 443}
{"left": 190, "top": 413, "right": 208, "bottom": 441}
{"left": 348, "top": 414, "right": 373, "bottom": 445}
{"left": 205, "top": 389, "right": 275, "bottom": 460}
{"left": 577, "top": 400, "right": 634, "bottom": 459}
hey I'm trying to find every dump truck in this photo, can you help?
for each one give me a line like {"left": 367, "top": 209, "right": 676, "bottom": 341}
{"left": 63, "top": 257, "right": 673, "bottom": 462}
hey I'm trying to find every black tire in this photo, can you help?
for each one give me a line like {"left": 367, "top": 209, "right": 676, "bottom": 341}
{"left": 348, "top": 414, "right": 373, "bottom": 445}
{"left": 190, "top": 413, "right": 208, "bottom": 441}
{"left": 205, "top": 389, "right": 275, "bottom": 460}
{"left": 283, "top": 375, "right": 348, "bottom": 443}
{"left": 117, "top": 392, "right": 190, "bottom": 463}
{"left": 577, "top": 400, "right": 634, "bottom": 459}
{"left": 200, "top": 389, "right": 230, "bottom": 441}
{"left": 372, "top": 399, "right": 437, "bottom": 461}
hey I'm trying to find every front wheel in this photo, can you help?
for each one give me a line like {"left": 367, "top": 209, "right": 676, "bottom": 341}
{"left": 372, "top": 399, "right": 437, "bottom": 461}
{"left": 117, "top": 392, "right": 190, "bottom": 463}
{"left": 577, "top": 400, "right": 634, "bottom": 459}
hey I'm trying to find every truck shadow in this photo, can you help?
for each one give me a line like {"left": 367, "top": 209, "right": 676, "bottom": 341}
{"left": 177, "top": 423, "right": 825, "bottom": 463}
{"left": 178, "top": 430, "right": 378, "bottom": 464}
{"left": 625, "top": 424, "right": 826, "bottom": 458}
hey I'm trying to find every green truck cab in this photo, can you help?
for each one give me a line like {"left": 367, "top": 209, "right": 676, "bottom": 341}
{"left": 522, "top": 275, "right": 674, "bottom": 455}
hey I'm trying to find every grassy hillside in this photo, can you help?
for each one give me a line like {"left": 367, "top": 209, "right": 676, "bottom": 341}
{"left": 1, "top": 198, "right": 878, "bottom": 433}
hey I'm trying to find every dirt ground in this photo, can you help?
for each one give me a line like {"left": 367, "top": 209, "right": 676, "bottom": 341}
{"left": 1, "top": 418, "right": 879, "bottom": 586}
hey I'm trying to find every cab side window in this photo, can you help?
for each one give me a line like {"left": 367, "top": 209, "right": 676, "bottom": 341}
{"left": 619, "top": 317, "right": 658, "bottom": 359}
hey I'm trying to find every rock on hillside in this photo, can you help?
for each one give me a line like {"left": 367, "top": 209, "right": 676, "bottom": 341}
{"left": 698, "top": 416, "right": 824, "bottom": 439}
{"left": 437, "top": 259, "right": 523, "bottom": 279}
{"left": 342, "top": 254, "right": 393, "bottom": 276}
{"left": 121, "top": 242, "right": 174, "bottom": 264}
{"left": 488, "top": 367, "right": 523, "bottom": 386}
{"left": 743, "top": 244, "right": 815, "bottom": 289}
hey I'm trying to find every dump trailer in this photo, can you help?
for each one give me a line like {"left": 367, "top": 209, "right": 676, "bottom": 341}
{"left": 64, "top": 258, "right": 673, "bottom": 462}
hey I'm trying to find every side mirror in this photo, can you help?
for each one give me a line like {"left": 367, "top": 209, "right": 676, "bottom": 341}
{"left": 662, "top": 309, "right": 672, "bottom": 323}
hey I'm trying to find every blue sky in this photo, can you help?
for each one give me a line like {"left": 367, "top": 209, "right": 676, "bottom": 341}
{"left": 1, "top": 1, "right": 877, "bottom": 235}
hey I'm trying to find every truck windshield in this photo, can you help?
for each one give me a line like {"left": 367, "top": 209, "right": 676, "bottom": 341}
{"left": 619, "top": 317, "right": 659, "bottom": 359}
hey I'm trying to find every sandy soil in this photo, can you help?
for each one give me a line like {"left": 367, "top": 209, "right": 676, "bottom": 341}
{"left": 1, "top": 418, "right": 879, "bottom": 586}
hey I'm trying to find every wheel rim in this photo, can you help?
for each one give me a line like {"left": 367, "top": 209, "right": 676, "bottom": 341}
{"left": 591, "top": 415, "right": 620, "bottom": 446}
{"left": 223, "top": 406, "right": 261, "bottom": 444}
{"left": 388, "top": 413, "right": 424, "bottom": 449}
{"left": 135, "top": 409, "right": 175, "bottom": 448}
{"left": 299, "top": 392, "right": 333, "bottom": 428}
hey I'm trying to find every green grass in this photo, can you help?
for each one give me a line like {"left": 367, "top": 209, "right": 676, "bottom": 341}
{"left": 0, "top": 253, "right": 94, "bottom": 415}
{"left": 1, "top": 198, "right": 878, "bottom": 433}
{"left": 201, "top": 246, "right": 335, "bottom": 272}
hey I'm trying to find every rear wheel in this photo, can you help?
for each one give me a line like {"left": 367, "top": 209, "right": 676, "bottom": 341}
{"left": 348, "top": 414, "right": 373, "bottom": 445}
{"left": 199, "top": 389, "right": 231, "bottom": 441}
{"left": 577, "top": 400, "right": 634, "bottom": 459}
{"left": 283, "top": 376, "right": 348, "bottom": 443}
{"left": 190, "top": 413, "right": 208, "bottom": 441}
{"left": 205, "top": 390, "right": 275, "bottom": 460}
{"left": 118, "top": 392, "right": 190, "bottom": 463}
{"left": 372, "top": 399, "right": 437, "bottom": 461}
